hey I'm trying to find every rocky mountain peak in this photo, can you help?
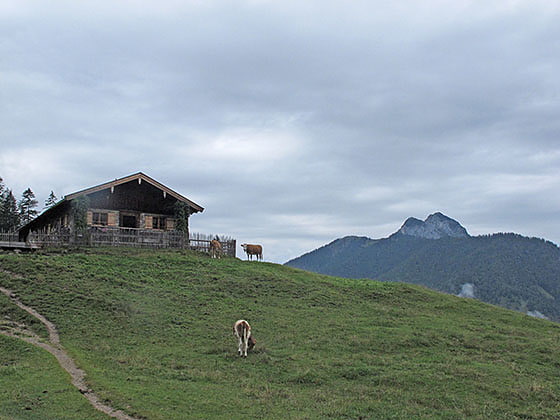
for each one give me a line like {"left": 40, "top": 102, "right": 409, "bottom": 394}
{"left": 397, "top": 212, "right": 469, "bottom": 239}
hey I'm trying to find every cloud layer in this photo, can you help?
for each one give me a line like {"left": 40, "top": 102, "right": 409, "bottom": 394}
{"left": 2, "top": 1, "right": 560, "bottom": 262}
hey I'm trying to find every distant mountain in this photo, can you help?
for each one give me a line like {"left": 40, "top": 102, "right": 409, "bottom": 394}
{"left": 285, "top": 213, "right": 560, "bottom": 321}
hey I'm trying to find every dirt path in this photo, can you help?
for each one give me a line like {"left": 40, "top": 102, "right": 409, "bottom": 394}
{"left": 0, "top": 284, "right": 141, "bottom": 420}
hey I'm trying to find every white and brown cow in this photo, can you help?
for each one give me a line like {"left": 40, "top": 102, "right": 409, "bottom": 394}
{"left": 209, "top": 239, "right": 222, "bottom": 258}
{"left": 233, "top": 319, "right": 256, "bottom": 357}
{"left": 241, "top": 243, "right": 263, "bottom": 261}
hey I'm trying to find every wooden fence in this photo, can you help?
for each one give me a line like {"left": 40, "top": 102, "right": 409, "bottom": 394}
{"left": 21, "top": 228, "right": 236, "bottom": 257}
{"left": 0, "top": 233, "right": 20, "bottom": 243}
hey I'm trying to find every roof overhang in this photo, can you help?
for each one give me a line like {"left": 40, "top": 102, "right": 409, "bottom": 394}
{"left": 64, "top": 172, "right": 204, "bottom": 213}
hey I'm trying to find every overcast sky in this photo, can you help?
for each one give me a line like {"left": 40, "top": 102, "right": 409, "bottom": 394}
{"left": 1, "top": 1, "right": 559, "bottom": 263}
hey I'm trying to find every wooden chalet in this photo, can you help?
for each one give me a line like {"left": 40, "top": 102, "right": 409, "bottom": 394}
{"left": 19, "top": 172, "right": 204, "bottom": 247}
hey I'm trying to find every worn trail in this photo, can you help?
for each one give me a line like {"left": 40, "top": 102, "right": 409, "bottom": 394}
{"left": 0, "top": 279, "right": 140, "bottom": 420}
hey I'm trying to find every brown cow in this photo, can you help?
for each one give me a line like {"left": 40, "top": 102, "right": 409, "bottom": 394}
{"left": 241, "top": 243, "right": 263, "bottom": 261}
{"left": 209, "top": 239, "right": 222, "bottom": 258}
{"left": 233, "top": 319, "right": 256, "bottom": 357}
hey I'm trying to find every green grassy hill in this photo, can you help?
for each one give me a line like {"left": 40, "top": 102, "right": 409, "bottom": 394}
{"left": 1, "top": 248, "right": 560, "bottom": 419}
{"left": 286, "top": 233, "right": 560, "bottom": 321}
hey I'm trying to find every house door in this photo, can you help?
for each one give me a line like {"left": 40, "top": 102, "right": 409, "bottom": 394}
{"left": 121, "top": 215, "right": 137, "bottom": 228}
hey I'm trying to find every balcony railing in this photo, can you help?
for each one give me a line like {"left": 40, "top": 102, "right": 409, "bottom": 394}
{"left": 24, "top": 227, "right": 236, "bottom": 257}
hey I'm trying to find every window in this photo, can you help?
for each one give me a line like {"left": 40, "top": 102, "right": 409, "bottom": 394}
{"left": 93, "top": 212, "right": 108, "bottom": 226}
{"left": 153, "top": 216, "right": 166, "bottom": 230}
{"left": 122, "top": 215, "right": 137, "bottom": 228}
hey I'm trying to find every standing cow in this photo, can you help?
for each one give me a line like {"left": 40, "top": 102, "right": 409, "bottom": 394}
{"left": 209, "top": 239, "right": 222, "bottom": 258}
{"left": 241, "top": 243, "right": 263, "bottom": 261}
{"left": 233, "top": 319, "right": 256, "bottom": 357}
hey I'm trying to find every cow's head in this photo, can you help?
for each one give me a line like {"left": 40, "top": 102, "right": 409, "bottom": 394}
{"left": 248, "top": 336, "right": 256, "bottom": 351}
{"left": 241, "top": 243, "right": 247, "bottom": 250}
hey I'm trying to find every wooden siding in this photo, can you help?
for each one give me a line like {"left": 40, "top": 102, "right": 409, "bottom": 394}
{"left": 79, "top": 208, "right": 179, "bottom": 231}
{"left": 108, "top": 212, "right": 118, "bottom": 227}
{"left": 87, "top": 209, "right": 119, "bottom": 227}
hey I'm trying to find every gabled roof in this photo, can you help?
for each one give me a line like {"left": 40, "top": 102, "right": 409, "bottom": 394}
{"left": 64, "top": 172, "right": 204, "bottom": 213}
{"left": 19, "top": 172, "right": 204, "bottom": 235}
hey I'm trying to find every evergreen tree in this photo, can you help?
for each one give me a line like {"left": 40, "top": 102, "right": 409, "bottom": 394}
{"left": 18, "top": 188, "right": 39, "bottom": 226}
{"left": 1, "top": 190, "right": 20, "bottom": 232}
{"left": 45, "top": 190, "right": 58, "bottom": 209}
{"left": 0, "top": 178, "right": 6, "bottom": 232}
{"left": 0, "top": 192, "right": 5, "bottom": 232}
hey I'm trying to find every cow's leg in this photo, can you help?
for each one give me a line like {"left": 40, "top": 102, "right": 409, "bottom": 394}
{"left": 243, "top": 330, "right": 249, "bottom": 357}
{"left": 238, "top": 338, "right": 243, "bottom": 356}
{"left": 242, "top": 338, "right": 248, "bottom": 357}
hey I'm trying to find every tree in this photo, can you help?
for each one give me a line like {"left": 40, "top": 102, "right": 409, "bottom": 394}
{"left": 1, "top": 190, "right": 20, "bottom": 232}
{"left": 18, "top": 188, "right": 39, "bottom": 226}
{"left": 0, "top": 178, "right": 9, "bottom": 231}
{"left": 45, "top": 190, "right": 58, "bottom": 209}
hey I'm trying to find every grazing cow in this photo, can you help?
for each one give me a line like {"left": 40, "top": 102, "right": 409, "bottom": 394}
{"left": 233, "top": 319, "right": 256, "bottom": 357}
{"left": 209, "top": 239, "right": 222, "bottom": 259}
{"left": 241, "top": 243, "right": 263, "bottom": 261}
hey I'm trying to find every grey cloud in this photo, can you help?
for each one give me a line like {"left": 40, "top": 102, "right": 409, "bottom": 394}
{"left": 1, "top": 2, "right": 560, "bottom": 262}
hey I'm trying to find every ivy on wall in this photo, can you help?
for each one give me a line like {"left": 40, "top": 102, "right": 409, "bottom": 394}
{"left": 174, "top": 202, "right": 191, "bottom": 234}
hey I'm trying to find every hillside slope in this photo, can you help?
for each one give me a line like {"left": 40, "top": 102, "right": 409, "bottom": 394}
{"left": 1, "top": 248, "right": 560, "bottom": 419}
{"left": 286, "top": 214, "right": 560, "bottom": 321}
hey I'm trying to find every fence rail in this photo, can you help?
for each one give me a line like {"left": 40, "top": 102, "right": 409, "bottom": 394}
{"left": 0, "top": 233, "right": 20, "bottom": 243}
{"left": 22, "top": 228, "right": 236, "bottom": 257}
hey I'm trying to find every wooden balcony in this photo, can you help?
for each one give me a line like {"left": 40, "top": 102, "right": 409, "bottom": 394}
{"left": 21, "top": 227, "right": 236, "bottom": 257}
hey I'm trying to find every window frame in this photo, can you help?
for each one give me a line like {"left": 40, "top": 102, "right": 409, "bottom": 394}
{"left": 152, "top": 216, "right": 166, "bottom": 230}
{"left": 92, "top": 212, "right": 108, "bottom": 226}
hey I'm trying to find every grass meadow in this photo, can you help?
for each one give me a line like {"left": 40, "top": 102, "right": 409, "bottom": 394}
{"left": 1, "top": 248, "right": 559, "bottom": 419}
